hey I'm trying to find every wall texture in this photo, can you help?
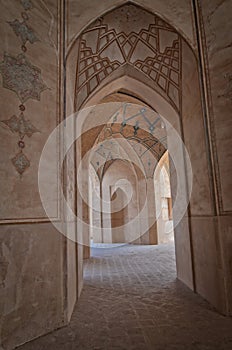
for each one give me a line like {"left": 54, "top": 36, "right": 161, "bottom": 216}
{"left": 0, "top": 0, "right": 231, "bottom": 349}
{"left": 66, "top": 0, "right": 232, "bottom": 315}
{"left": 0, "top": 1, "right": 70, "bottom": 349}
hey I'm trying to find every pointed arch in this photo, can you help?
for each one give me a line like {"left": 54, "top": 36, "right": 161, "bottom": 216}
{"left": 72, "top": 3, "right": 185, "bottom": 111}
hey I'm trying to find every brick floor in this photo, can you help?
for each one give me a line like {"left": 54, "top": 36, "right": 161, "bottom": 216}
{"left": 18, "top": 243, "right": 232, "bottom": 350}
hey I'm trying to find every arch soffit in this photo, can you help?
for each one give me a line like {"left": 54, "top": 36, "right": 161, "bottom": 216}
{"left": 82, "top": 76, "right": 180, "bottom": 129}
{"left": 81, "top": 78, "right": 178, "bottom": 179}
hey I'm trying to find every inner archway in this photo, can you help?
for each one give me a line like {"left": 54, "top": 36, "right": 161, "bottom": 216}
{"left": 110, "top": 187, "right": 128, "bottom": 243}
{"left": 154, "top": 150, "right": 174, "bottom": 244}
{"left": 1, "top": 1, "right": 232, "bottom": 349}
{"left": 66, "top": 0, "right": 229, "bottom": 331}
{"left": 78, "top": 73, "right": 192, "bottom": 283}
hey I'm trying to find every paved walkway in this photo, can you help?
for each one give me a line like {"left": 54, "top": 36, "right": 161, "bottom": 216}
{"left": 19, "top": 244, "right": 232, "bottom": 350}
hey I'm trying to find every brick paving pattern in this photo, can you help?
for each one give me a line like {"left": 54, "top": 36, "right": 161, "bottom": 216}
{"left": 18, "top": 243, "right": 232, "bottom": 350}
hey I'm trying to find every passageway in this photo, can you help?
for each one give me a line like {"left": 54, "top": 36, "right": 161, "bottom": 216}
{"left": 18, "top": 244, "right": 232, "bottom": 350}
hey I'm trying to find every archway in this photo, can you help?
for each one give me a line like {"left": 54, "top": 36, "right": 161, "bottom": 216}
{"left": 1, "top": 2, "right": 231, "bottom": 349}
{"left": 65, "top": 1, "right": 228, "bottom": 319}
{"left": 154, "top": 151, "right": 174, "bottom": 244}
{"left": 77, "top": 76, "right": 193, "bottom": 286}
{"left": 110, "top": 187, "right": 128, "bottom": 243}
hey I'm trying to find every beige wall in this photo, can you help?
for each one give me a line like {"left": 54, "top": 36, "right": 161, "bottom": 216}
{"left": 102, "top": 159, "right": 140, "bottom": 243}
{"left": 0, "top": 0, "right": 232, "bottom": 349}
{"left": 0, "top": 1, "right": 80, "bottom": 348}
{"left": 0, "top": 224, "right": 65, "bottom": 350}
{"left": 66, "top": 0, "right": 232, "bottom": 316}
{"left": 199, "top": 0, "right": 232, "bottom": 213}
{"left": 195, "top": 0, "right": 232, "bottom": 314}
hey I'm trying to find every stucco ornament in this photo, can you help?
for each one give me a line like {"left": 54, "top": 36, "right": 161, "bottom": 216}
{"left": 1, "top": 113, "right": 39, "bottom": 138}
{"left": 0, "top": 0, "right": 46, "bottom": 175}
{"left": 20, "top": 0, "right": 33, "bottom": 11}
{"left": 8, "top": 20, "right": 38, "bottom": 46}
{"left": 11, "top": 151, "right": 30, "bottom": 175}
{"left": 0, "top": 53, "right": 47, "bottom": 103}
{"left": 76, "top": 4, "right": 181, "bottom": 110}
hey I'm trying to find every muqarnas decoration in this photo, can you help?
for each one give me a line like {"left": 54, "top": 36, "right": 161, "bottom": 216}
{"left": 0, "top": 0, "right": 48, "bottom": 175}
{"left": 76, "top": 4, "right": 181, "bottom": 110}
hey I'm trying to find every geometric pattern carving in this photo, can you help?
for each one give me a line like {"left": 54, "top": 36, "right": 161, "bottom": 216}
{"left": 8, "top": 20, "right": 38, "bottom": 46}
{"left": 0, "top": 53, "right": 48, "bottom": 103}
{"left": 76, "top": 4, "right": 181, "bottom": 110}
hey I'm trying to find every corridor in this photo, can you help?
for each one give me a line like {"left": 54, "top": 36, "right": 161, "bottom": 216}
{"left": 18, "top": 244, "right": 232, "bottom": 350}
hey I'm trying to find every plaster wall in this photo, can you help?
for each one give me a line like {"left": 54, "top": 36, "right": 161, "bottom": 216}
{"left": 102, "top": 160, "right": 140, "bottom": 243}
{"left": 0, "top": 224, "right": 65, "bottom": 350}
{"left": 1, "top": 0, "right": 232, "bottom": 349}
{"left": 89, "top": 166, "right": 102, "bottom": 243}
{"left": 0, "top": 1, "right": 70, "bottom": 349}
{"left": 199, "top": 0, "right": 232, "bottom": 213}
{"left": 199, "top": 0, "right": 232, "bottom": 314}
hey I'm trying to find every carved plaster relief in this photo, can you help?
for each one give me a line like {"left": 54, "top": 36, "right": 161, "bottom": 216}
{"left": 8, "top": 19, "right": 39, "bottom": 47}
{"left": 0, "top": 0, "right": 47, "bottom": 175}
{"left": 1, "top": 113, "right": 39, "bottom": 138}
{"left": 20, "top": 0, "right": 33, "bottom": 11}
{"left": 0, "top": 53, "right": 47, "bottom": 103}
{"left": 75, "top": 4, "right": 181, "bottom": 111}
{"left": 11, "top": 151, "right": 30, "bottom": 175}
